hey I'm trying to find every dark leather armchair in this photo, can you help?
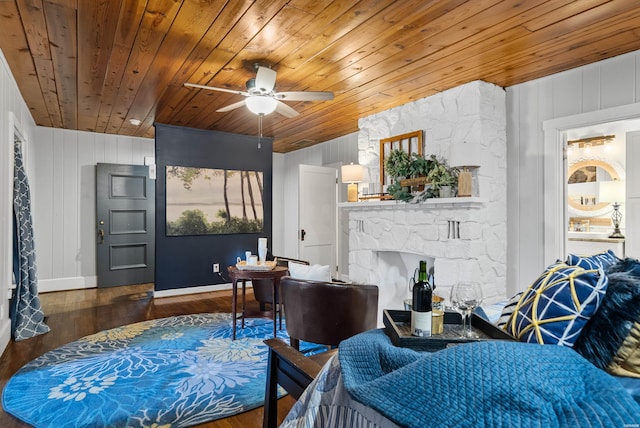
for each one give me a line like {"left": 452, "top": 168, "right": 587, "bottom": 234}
{"left": 280, "top": 277, "right": 379, "bottom": 350}
{"left": 263, "top": 277, "right": 378, "bottom": 427}
{"left": 252, "top": 257, "right": 309, "bottom": 311}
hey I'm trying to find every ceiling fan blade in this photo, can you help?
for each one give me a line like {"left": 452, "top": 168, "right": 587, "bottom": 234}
{"left": 275, "top": 100, "right": 299, "bottom": 118}
{"left": 255, "top": 66, "right": 277, "bottom": 93}
{"left": 184, "top": 82, "right": 249, "bottom": 96}
{"left": 276, "top": 91, "right": 334, "bottom": 101}
{"left": 216, "top": 100, "right": 247, "bottom": 113}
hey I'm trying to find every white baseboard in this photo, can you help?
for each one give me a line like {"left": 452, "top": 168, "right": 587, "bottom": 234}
{"left": 0, "top": 318, "right": 11, "bottom": 356}
{"left": 36, "top": 276, "right": 243, "bottom": 298}
{"left": 153, "top": 282, "right": 245, "bottom": 298}
{"left": 38, "top": 276, "right": 96, "bottom": 293}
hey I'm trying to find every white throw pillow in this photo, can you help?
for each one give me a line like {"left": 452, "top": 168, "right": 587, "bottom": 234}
{"left": 288, "top": 262, "right": 332, "bottom": 282}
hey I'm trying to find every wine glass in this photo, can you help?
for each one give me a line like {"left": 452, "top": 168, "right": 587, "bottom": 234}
{"left": 449, "top": 282, "right": 483, "bottom": 338}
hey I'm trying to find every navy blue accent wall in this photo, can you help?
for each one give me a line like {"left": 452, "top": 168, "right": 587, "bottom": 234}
{"left": 154, "top": 123, "right": 273, "bottom": 291}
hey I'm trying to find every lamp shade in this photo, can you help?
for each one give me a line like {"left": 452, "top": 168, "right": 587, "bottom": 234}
{"left": 245, "top": 96, "right": 277, "bottom": 115}
{"left": 341, "top": 163, "right": 365, "bottom": 183}
{"left": 599, "top": 180, "right": 625, "bottom": 204}
{"left": 449, "top": 141, "right": 481, "bottom": 168}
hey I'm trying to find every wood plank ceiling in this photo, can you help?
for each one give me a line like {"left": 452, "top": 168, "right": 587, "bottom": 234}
{"left": 1, "top": 0, "right": 640, "bottom": 153}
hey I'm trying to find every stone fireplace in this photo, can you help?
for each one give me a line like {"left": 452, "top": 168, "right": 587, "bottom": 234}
{"left": 342, "top": 81, "right": 507, "bottom": 324}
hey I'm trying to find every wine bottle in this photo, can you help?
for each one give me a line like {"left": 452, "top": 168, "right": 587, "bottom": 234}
{"left": 411, "top": 260, "right": 432, "bottom": 337}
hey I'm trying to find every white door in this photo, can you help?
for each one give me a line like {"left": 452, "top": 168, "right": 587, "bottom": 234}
{"left": 626, "top": 131, "right": 640, "bottom": 258}
{"left": 298, "top": 165, "right": 337, "bottom": 275}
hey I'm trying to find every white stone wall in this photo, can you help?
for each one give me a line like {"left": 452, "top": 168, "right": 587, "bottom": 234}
{"left": 350, "top": 81, "right": 507, "bottom": 314}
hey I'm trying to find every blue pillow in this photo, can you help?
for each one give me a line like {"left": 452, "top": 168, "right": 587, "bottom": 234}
{"left": 495, "top": 292, "right": 522, "bottom": 329}
{"left": 573, "top": 271, "right": 640, "bottom": 372}
{"left": 566, "top": 249, "right": 620, "bottom": 271}
{"left": 504, "top": 262, "right": 608, "bottom": 346}
{"left": 605, "top": 257, "right": 640, "bottom": 276}
{"left": 574, "top": 258, "right": 640, "bottom": 377}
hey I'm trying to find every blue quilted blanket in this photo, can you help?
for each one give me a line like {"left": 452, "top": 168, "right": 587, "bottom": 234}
{"left": 339, "top": 330, "right": 640, "bottom": 427}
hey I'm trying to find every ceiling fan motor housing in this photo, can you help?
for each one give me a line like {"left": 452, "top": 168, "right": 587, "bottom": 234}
{"left": 246, "top": 78, "right": 272, "bottom": 96}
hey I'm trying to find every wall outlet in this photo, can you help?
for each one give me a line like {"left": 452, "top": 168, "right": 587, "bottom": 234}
{"left": 213, "top": 263, "right": 220, "bottom": 273}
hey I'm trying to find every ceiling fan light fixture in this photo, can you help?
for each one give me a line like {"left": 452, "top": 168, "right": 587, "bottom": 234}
{"left": 246, "top": 96, "right": 277, "bottom": 115}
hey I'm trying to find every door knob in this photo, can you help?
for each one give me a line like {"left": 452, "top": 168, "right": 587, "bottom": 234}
{"left": 300, "top": 229, "right": 306, "bottom": 241}
{"left": 98, "top": 228, "right": 104, "bottom": 244}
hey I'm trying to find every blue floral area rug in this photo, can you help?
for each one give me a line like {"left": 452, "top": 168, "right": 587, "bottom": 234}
{"left": 2, "top": 313, "right": 323, "bottom": 427}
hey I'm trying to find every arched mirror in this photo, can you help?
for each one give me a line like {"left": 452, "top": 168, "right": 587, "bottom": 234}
{"left": 567, "top": 159, "right": 623, "bottom": 217}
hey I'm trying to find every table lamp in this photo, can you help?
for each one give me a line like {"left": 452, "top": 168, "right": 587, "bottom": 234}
{"left": 341, "top": 163, "right": 365, "bottom": 202}
{"left": 599, "top": 179, "right": 625, "bottom": 238}
{"left": 449, "top": 141, "right": 481, "bottom": 197}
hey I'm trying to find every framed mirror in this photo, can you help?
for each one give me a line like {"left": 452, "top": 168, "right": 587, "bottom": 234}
{"left": 567, "top": 159, "right": 623, "bottom": 217}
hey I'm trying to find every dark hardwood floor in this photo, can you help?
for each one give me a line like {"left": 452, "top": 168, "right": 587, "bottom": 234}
{"left": 0, "top": 284, "right": 295, "bottom": 427}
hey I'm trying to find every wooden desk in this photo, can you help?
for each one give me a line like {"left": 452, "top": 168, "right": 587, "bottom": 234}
{"left": 227, "top": 265, "right": 288, "bottom": 340}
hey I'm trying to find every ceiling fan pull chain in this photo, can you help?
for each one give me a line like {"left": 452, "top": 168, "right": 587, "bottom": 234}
{"left": 258, "top": 114, "right": 263, "bottom": 149}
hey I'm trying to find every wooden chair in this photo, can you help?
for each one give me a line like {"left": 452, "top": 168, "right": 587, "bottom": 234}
{"left": 263, "top": 277, "right": 379, "bottom": 428}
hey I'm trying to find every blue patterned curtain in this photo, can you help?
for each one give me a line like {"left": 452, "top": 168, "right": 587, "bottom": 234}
{"left": 12, "top": 140, "right": 49, "bottom": 341}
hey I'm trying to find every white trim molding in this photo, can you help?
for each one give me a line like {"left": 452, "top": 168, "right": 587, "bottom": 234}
{"left": 153, "top": 282, "right": 236, "bottom": 298}
{"left": 37, "top": 276, "right": 96, "bottom": 293}
{"left": 0, "top": 319, "right": 10, "bottom": 355}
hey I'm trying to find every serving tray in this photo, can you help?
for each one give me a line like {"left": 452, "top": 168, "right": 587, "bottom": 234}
{"left": 383, "top": 309, "right": 514, "bottom": 352}
{"left": 235, "top": 261, "right": 276, "bottom": 271}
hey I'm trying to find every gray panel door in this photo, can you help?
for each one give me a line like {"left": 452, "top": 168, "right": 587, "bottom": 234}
{"left": 96, "top": 163, "right": 155, "bottom": 287}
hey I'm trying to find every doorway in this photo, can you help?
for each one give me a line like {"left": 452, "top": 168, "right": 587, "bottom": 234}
{"left": 564, "top": 121, "right": 636, "bottom": 259}
{"left": 543, "top": 103, "right": 640, "bottom": 265}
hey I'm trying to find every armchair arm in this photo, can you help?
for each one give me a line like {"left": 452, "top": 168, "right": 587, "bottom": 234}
{"left": 265, "top": 338, "right": 323, "bottom": 395}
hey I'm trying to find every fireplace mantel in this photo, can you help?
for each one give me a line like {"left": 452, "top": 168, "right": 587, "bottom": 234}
{"left": 338, "top": 197, "right": 486, "bottom": 210}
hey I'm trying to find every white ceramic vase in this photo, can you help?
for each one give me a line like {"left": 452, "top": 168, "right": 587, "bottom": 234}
{"left": 258, "top": 238, "right": 268, "bottom": 262}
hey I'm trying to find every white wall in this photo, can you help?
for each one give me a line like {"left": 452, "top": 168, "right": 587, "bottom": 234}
{"left": 507, "top": 50, "right": 640, "bottom": 296}
{"left": 271, "top": 153, "right": 285, "bottom": 257}
{"left": 29, "top": 127, "right": 355, "bottom": 293}
{"left": 0, "top": 49, "right": 38, "bottom": 352}
{"left": 32, "top": 127, "right": 154, "bottom": 292}
{"left": 278, "top": 133, "right": 358, "bottom": 260}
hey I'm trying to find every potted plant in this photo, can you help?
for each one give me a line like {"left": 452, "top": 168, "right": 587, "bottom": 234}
{"left": 426, "top": 159, "right": 458, "bottom": 197}
{"left": 384, "top": 149, "right": 412, "bottom": 179}
{"left": 385, "top": 151, "right": 439, "bottom": 200}
{"left": 409, "top": 153, "right": 434, "bottom": 177}
{"left": 383, "top": 150, "right": 412, "bottom": 201}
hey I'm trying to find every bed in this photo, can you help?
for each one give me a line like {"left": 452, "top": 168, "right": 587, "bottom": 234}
{"left": 282, "top": 329, "right": 640, "bottom": 428}
{"left": 282, "top": 252, "right": 640, "bottom": 427}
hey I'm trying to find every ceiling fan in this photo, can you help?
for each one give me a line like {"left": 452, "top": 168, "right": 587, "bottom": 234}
{"left": 184, "top": 65, "right": 334, "bottom": 117}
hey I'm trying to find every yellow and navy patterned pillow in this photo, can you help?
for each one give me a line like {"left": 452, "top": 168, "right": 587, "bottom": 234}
{"left": 504, "top": 262, "right": 608, "bottom": 346}
{"left": 566, "top": 249, "right": 620, "bottom": 271}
